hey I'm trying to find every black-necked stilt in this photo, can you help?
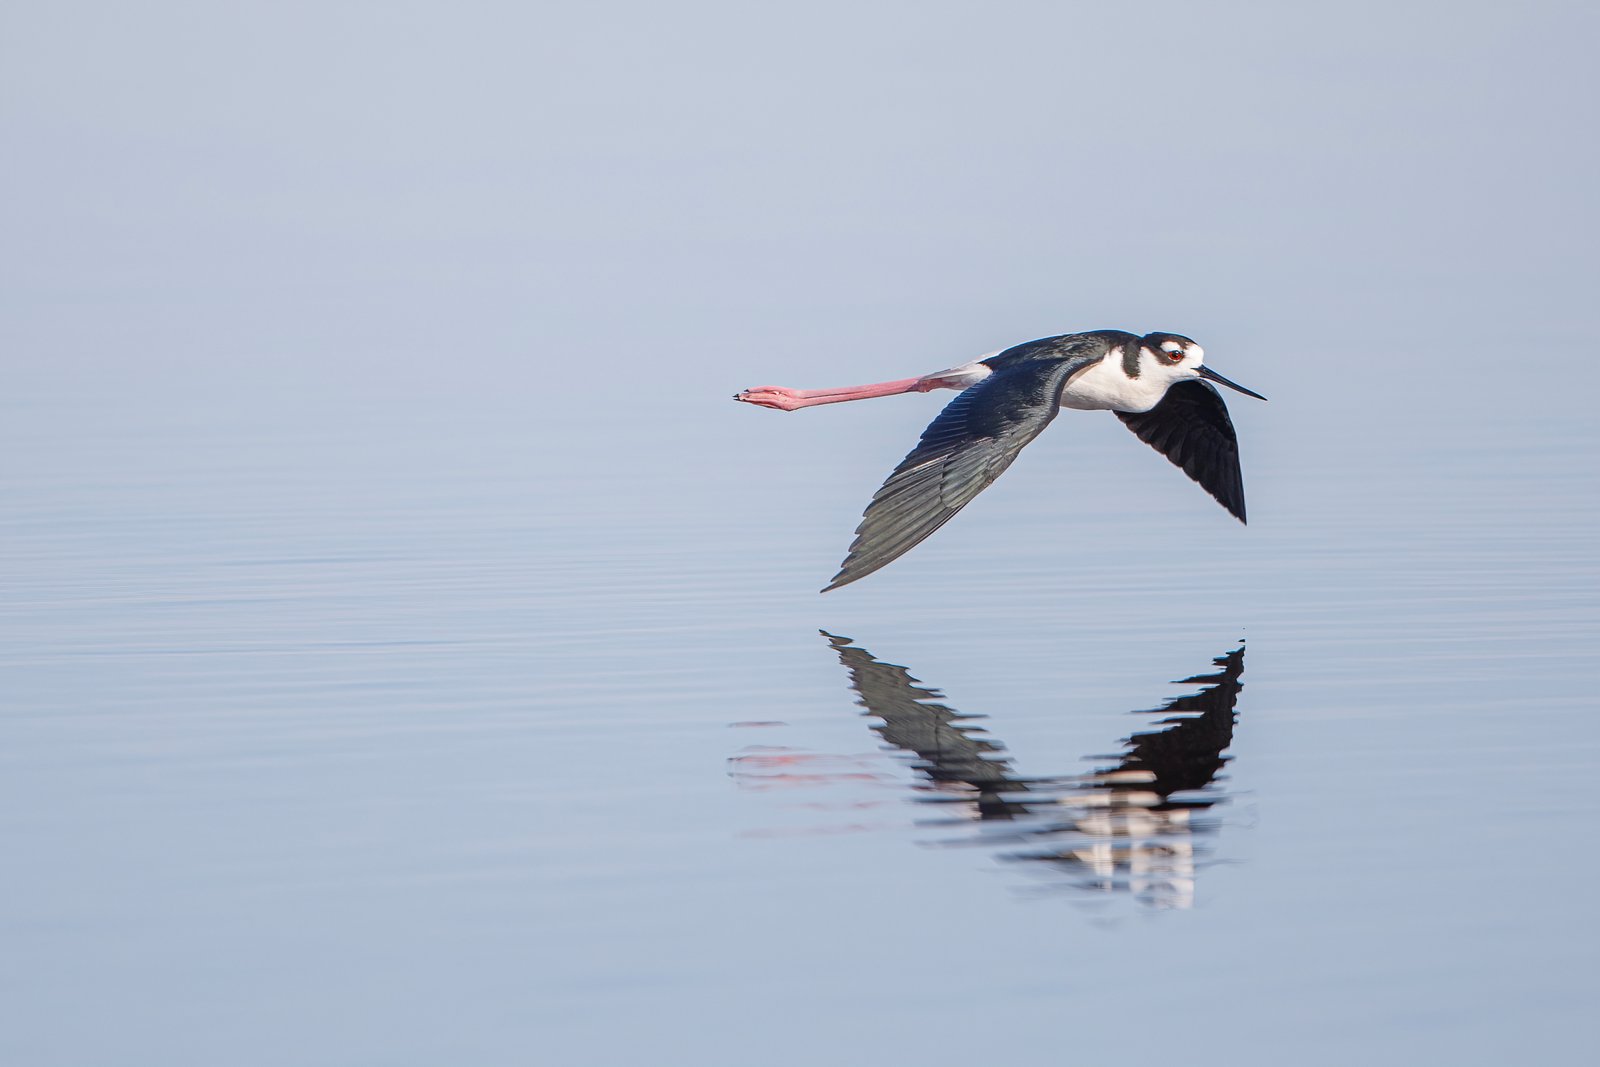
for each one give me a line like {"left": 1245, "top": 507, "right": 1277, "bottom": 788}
{"left": 735, "top": 330, "right": 1266, "bottom": 591}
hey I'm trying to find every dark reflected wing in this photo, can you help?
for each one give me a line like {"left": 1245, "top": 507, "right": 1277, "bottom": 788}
{"left": 1115, "top": 380, "right": 1247, "bottom": 523}
{"left": 823, "top": 631, "right": 1013, "bottom": 786}
{"left": 824, "top": 357, "right": 1093, "bottom": 591}
{"left": 823, "top": 632, "right": 1034, "bottom": 818}
{"left": 1102, "top": 645, "right": 1245, "bottom": 804}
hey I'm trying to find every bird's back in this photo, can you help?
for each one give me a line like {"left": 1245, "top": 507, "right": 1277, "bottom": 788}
{"left": 980, "top": 330, "right": 1135, "bottom": 374}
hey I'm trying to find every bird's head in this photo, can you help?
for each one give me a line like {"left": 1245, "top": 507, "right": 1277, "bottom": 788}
{"left": 1139, "top": 332, "right": 1266, "bottom": 401}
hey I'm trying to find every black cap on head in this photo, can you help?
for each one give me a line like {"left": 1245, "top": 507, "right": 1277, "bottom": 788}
{"left": 1142, "top": 331, "right": 1197, "bottom": 350}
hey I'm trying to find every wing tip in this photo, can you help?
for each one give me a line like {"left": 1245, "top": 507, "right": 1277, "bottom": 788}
{"left": 820, "top": 568, "right": 858, "bottom": 593}
{"left": 821, "top": 549, "right": 889, "bottom": 592}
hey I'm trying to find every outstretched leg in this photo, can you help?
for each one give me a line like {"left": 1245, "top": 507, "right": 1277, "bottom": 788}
{"left": 734, "top": 362, "right": 992, "bottom": 411}
{"left": 734, "top": 377, "right": 926, "bottom": 411}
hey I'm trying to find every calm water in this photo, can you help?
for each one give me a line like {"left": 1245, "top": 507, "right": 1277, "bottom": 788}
{"left": 4, "top": 362, "right": 1596, "bottom": 1065}
{"left": 5, "top": 2, "right": 1599, "bottom": 1064}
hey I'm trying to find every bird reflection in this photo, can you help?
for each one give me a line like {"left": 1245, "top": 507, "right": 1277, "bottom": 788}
{"left": 824, "top": 632, "right": 1038, "bottom": 820}
{"left": 824, "top": 633, "right": 1245, "bottom": 909}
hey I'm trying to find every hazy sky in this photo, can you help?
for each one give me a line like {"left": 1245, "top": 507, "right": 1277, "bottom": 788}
{"left": 4, "top": 1, "right": 1596, "bottom": 414}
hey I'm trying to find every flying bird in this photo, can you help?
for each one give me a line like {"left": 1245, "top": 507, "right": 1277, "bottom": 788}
{"left": 734, "top": 329, "right": 1265, "bottom": 590}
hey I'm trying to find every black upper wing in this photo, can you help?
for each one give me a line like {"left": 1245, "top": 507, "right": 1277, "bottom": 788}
{"left": 824, "top": 355, "right": 1094, "bottom": 591}
{"left": 1115, "top": 380, "right": 1247, "bottom": 523}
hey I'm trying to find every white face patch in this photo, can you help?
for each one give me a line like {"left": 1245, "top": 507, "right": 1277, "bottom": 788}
{"left": 1159, "top": 341, "right": 1203, "bottom": 364}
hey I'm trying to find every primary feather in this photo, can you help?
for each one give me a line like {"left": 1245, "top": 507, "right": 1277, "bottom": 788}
{"left": 1115, "top": 380, "right": 1247, "bottom": 523}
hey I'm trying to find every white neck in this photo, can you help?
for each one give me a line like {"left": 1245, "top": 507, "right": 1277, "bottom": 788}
{"left": 1059, "top": 346, "right": 1172, "bottom": 413}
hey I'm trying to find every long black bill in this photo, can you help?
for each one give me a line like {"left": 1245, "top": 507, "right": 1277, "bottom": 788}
{"left": 1197, "top": 364, "right": 1267, "bottom": 401}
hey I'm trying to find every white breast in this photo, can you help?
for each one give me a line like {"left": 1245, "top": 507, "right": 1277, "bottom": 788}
{"left": 1059, "top": 348, "right": 1167, "bottom": 413}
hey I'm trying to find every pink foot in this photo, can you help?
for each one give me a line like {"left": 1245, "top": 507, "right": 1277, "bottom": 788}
{"left": 734, "top": 386, "right": 809, "bottom": 411}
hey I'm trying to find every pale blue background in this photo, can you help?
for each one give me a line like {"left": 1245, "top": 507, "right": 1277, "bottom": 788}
{"left": 3, "top": 2, "right": 1597, "bottom": 1065}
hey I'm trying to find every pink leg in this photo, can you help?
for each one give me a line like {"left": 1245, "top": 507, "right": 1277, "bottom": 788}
{"left": 734, "top": 375, "right": 960, "bottom": 412}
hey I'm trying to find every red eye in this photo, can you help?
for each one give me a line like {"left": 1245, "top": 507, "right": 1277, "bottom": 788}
{"left": 1166, "top": 350, "right": 1184, "bottom": 363}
